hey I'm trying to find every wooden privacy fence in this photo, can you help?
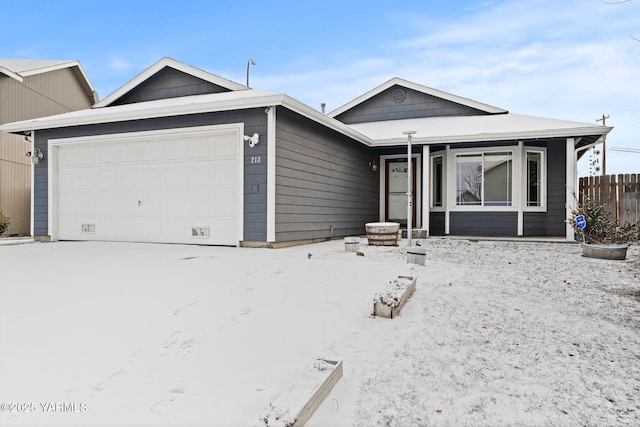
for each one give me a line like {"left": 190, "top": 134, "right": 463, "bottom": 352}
{"left": 579, "top": 174, "right": 640, "bottom": 226}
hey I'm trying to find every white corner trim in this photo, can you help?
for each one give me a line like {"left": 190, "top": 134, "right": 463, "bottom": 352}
{"left": 266, "top": 106, "right": 277, "bottom": 242}
{"left": 30, "top": 131, "right": 35, "bottom": 237}
{"left": 566, "top": 138, "right": 576, "bottom": 241}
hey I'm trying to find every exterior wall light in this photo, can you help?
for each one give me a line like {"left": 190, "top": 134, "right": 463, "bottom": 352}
{"left": 26, "top": 147, "right": 44, "bottom": 165}
{"left": 244, "top": 133, "right": 260, "bottom": 147}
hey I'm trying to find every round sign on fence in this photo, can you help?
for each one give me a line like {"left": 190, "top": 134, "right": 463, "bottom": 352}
{"left": 575, "top": 215, "right": 586, "bottom": 230}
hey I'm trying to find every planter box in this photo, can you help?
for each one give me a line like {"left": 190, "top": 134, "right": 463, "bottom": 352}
{"left": 372, "top": 276, "right": 417, "bottom": 319}
{"left": 407, "top": 247, "right": 427, "bottom": 265}
{"left": 344, "top": 236, "right": 360, "bottom": 252}
{"left": 258, "top": 359, "right": 343, "bottom": 427}
{"left": 582, "top": 243, "right": 628, "bottom": 260}
{"left": 365, "top": 222, "right": 400, "bottom": 246}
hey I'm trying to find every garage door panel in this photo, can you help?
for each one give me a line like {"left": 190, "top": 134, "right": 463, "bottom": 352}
{"left": 56, "top": 128, "right": 241, "bottom": 245}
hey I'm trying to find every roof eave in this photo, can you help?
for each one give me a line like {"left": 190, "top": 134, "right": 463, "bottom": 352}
{"left": 369, "top": 126, "right": 613, "bottom": 147}
{"left": 0, "top": 93, "right": 374, "bottom": 146}
{"left": 0, "top": 65, "right": 23, "bottom": 82}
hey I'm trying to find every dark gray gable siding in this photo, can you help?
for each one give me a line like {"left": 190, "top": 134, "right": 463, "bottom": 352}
{"left": 335, "top": 85, "right": 490, "bottom": 124}
{"left": 450, "top": 212, "right": 518, "bottom": 236}
{"left": 275, "top": 108, "right": 379, "bottom": 242}
{"left": 523, "top": 139, "right": 567, "bottom": 236}
{"left": 33, "top": 109, "right": 268, "bottom": 241}
{"left": 112, "top": 67, "right": 232, "bottom": 106}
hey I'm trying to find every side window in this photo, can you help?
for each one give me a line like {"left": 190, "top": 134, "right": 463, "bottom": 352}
{"left": 526, "top": 151, "right": 543, "bottom": 207}
{"left": 431, "top": 156, "right": 443, "bottom": 207}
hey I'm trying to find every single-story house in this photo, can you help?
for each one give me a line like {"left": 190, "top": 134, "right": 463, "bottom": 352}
{"left": 0, "top": 57, "right": 611, "bottom": 246}
{"left": 0, "top": 59, "right": 95, "bottom": 235}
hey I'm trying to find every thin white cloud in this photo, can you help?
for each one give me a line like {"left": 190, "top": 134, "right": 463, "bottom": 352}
{"left": 247, "top": 0, "right": 639, "bottom": 174}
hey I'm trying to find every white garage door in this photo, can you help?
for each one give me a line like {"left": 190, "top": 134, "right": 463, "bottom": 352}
{"left": 54, "top": 126, "right": 242, "bottom": 245}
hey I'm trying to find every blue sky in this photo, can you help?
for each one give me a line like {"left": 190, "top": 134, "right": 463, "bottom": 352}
{"left": 2, "top": 0, "right": 639, "bottom": 174}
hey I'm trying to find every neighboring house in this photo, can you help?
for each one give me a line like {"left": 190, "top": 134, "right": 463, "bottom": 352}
{"left": 0, "top": 57, "right": 611, "bottom": 246}
{"left": 0, "top": 59, "right": 95, "bottom": 235}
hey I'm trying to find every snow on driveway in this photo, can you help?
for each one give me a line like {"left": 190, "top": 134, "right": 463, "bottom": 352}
{"left": 0, "top": 239, "right": 638, "bottom": 426}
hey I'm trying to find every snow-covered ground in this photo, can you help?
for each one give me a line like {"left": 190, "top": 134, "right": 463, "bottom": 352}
{"left": 0, "top": 238, "right": 638, "bottom": 426}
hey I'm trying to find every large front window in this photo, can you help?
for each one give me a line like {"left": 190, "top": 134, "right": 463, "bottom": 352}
{"left": 455, "top": 152, "right": 512, "bottom": 206}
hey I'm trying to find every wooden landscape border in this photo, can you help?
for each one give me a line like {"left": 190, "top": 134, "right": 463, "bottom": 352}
{"left": 373, "top": 276, "right": 417, "bottom": 319}
{"left": 292, "top": 359, "right": 343, "bottom": 426}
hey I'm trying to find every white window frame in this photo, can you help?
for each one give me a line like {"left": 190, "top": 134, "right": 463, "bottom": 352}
{"left": 430, "top": 153, "right": 445, "bottom": 211}
{"left": 448, "top": 147, "right": 516, "bottom": 212}
{"left": 522, "top": 147, "right": 547, "bottom": 212}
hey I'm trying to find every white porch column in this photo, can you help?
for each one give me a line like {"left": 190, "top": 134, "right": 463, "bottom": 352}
{"left": 445, "top": 144, "right": 451, "bottom": 235}
{"left": 517, "top": 141, "right": 524, "bottom": 236}
{"left": 565, "top": 138, "right": 576, "bottom": 241}
{"left": 266, "top": 106, "right": 276, "bottom": 243}
{"left": 422, "top": 145, "right": 430, "bottom": 235}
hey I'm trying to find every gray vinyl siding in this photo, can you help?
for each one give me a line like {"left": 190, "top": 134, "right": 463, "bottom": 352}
{"left": 112, "top": 68, "right": 232, "bottom": 105}
{"left": 275, "top": 108, "right": 379, "bottom": 242}
{"left": 449, "top": 212, "right": 518, "bottom": 236}
{"left": 429, "top": 212, "right": 446, "bottom": 235}
{"left": 523, "top": 140, "right": 567, "bottom": 236}
{"left": 32, "top": 109, "right": 268, "bottom": 240}
{"left": 335, "top": 85, "right": 489, "bottom": 124}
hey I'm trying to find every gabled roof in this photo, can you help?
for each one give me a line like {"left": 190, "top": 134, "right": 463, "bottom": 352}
{"left": 93, "top": 57, "right": 248, "bottom": 108}
{"left": 0, "top": 58, "right": 95, "bottom": 98}
{"left": 347, "top": 114, "right": 612, "bottom": 146}
{"left": 328, "top": 77, "right": 507, "bottom": 118}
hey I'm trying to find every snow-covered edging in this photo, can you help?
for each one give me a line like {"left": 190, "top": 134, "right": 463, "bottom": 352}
{"left": 256, "top": 359, "right": 343, "bottom": 427}
{"left": 372, "top": 276, "right": 417, "bottom": 319}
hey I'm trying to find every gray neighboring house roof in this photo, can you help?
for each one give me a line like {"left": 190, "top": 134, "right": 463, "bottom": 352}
{"left": 0, "top": 58, "right": 96, "bottom": 100}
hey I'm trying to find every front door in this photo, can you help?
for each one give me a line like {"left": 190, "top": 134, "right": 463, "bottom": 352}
{"left": 385, "top": 158, "right": 416, "bottom": 227}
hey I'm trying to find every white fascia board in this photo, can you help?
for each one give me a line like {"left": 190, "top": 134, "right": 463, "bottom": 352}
{"left": 0, "top": 92, "right": 374, "bottom": 146}
{"left": 328, "top": 77, "right": 506, "bottom": 118}
{"left": 18, "top": 60, "right": 80, "bottom": 77}
{"left": 369, "top": 126, "right": 613, "bottom": 147}
{"left": 0, "top": 66, "right": 23, "bottom": 82}
{"left": 0, "top": 93, "right": 285, "bottom": 132}
{"left": 94, "top": 57, "right": 247, "bottom": 108}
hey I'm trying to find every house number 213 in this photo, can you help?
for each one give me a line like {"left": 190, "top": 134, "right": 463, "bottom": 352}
{"left": 251, "top": 156, "right": 262, "bottom": 164}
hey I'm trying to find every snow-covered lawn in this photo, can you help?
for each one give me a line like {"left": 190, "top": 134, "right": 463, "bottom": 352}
{"left": 0, "top": 238, "right": 638, "bottom": 426}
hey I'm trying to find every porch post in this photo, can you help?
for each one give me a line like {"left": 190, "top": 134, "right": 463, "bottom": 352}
{"left": 403, "top": 131, "right": 416, "bottom": 246}
{"left": 566, "top": 138, "right": 576, "bottom": 241}
{"left": 422, "top": 145, "right": 430, "bottom": 236}
{"left": 517, "top": 141, "right": 524, "bottom": 236}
